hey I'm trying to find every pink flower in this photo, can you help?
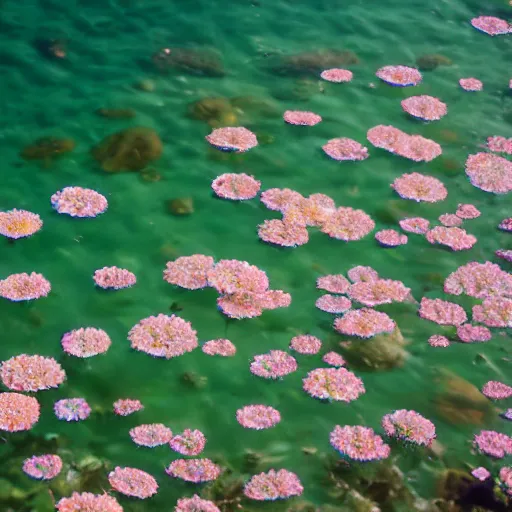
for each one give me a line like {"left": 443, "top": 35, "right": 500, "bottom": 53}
{"left": 471, "top": 467, "right": 491, "bottom": 481}
{"left": 470, "top": 16, "right": 511, "bottom": 36}
{"left": 322, "top": 352, "right": 346, "bottom": 367}
{"left": 54, "top": 398, "right": 91, "bottom": 421}
{"left": 283, "top": 110, "right": 322, "bottom": 126}
{"left": 208, "top": 259, "right": 269, "bottom": 294}
{"left": 426, "top": 226, "right": 477, "bottom": 251}
{"left": 376, "top": 65, "right": 422, "bottom": 86}
{"left": 330, "top": 425, "right": 390, "bottom": 461}
{"left": 428, "top": 335, "right": 450, "bottom": 348}
{"left": 347, "top": 266, "right": 379, "bottom": 283}
{"left": 456, "top": 324, "right": 491, "bottom": 343}
{"left": 487, "top": 136, "right": 512, "bottom": 155}
{"left": 258, "top": 218, "right": 309, "bottom": 247}
{"left": 0, "top": 393, "right": 40, "bottom": 432}
{"left": 375, "top": 229, "right": 408, "bottom": 247}
{"left": 205, "top": 127, "right": 258, "bottom": 152}
{"left": 334, "top": 308, "right": 396, "bottom": 338}
{"left": 163, "top": 254, "right": 215, "bottom": 290}
{"left": 175, "top": 495, "right": 220, "bottom": 512}
{"left": 236, "top": 405, "right": 281, "bottom": 429}
{"left": 499, "top": 467, "right": 512, "bottom": 496}
{"left": 439, "top": 213, "right": 462, "bottom": 227}
{"left": 419, "top": 297, "right": 467, "bottom": 326}
{"left": 456, "top": 204, "right": 480, "bottom": 219}
{"left": 1, "top": 354, "right": 65, "bottom": 392}
{"left": 320, "top": 68, "right": 353, "bottom": 82}
{"left": 61, "top": 328, "right": 111, "bottom": 357}
{"left": 129, "top": 424, "right": 173, "bottom": 447}
{"left": 202, "top": 339, "right": 236, "bottom": 357}
{"left": 381, "top": 409, "right": 436, "bottom": 446}
{"left": 322, "top": 138, "right": 369, "bottom": 161}
{"left": 321, "top": 207, "right": 375, "bottom": 241}
{"left": 93, "top": 266, "right": 136, "bottom": 290}
{"left": 289, "top": 335, "right": 322, "bottom": 355}
{"left": 392, "top": 172, "right": 447, "bottom": 202}
{"left": 348, "top": 279, "right": 411, "bottom": 307}
{"left": 316, "top": 274, "right": 350, "bottom": 294}
{"left": 303, "top": 367, "right": 365, "bottom": 402}
{"left": 56, "top": 492, "right": 123, "bottom": 512}
{"left": 474, "top": 430, "right": 512, "bottom": 458}
{"left": 482, "top": 381, "right": 512, "bottom": 400}
{"left": 51, "top": 187, "right": 108, "bottom": 217}
{"left": 459, "top": 78, "right": 483, "bottom": 91}
{"left": 316, "top": 294, "right": 352, "bottom": 313}
{"left": 0, "top": 209, "right": 42, "bottom": 239}
{"left": 465, "top": 153, "right": 512, "bottom": 194}
{"left": 250, "top": 350, "right": 297, "bottom": 379}
{"left": 260, "top": 188, "right": 304, "bottom": 212}
{"left": 401, "top": 95, "right": 447, "bottom": 121}
{"left": 244, "top": 469, "right": 303, "bottom": 500}
{"left": 170, "top": 429, "right": 206, "bottom": 455}
{"left": 113, "top": 398, "right": 143, "bottom": 416}
{"left": 472, "top": 297, "right": 512, "bottom": 328}
{"left": 108, "top": 466, "right": 158, "bottom": 499}
{"left": 166, "top": 458, "right": 221, "bottom": 483}
{"left": 22, "top": 454, "right": 62, "bottom": 480}
{"left": 0, "top": 272, "right": 51, "bottom": 301}
{"left": 212, "top": 173, "right": 261, "bottom": 200}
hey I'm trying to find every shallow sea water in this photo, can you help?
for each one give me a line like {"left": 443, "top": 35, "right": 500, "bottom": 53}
{"left": 0, "top": 0, "right": 511, "bottom": 510}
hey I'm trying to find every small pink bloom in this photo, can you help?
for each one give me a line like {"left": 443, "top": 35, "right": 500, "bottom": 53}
{"left": 108, "top": 466, "right": 158, "bottom": 499}
{"left": 289, "top": 335, "right": 322, "bottom": 355}
{"left": 93, "top": 266, "right": 136, "bottom": 290}
{"left": 236, "top": 405, "right": 281, "bottom": 430}
{"left": 321, "top": 68, "right": 353, "bottom": 82}
{"left": 170, "top": 429, "right": 206, "bottom": 455}
{"left": 376, "top": 65, "right": 422, "bottom": 86}
{"left": 316, "top": 294, "right": 352, "bottom": 313}
{"left": 205, "top": 127, "right": 258, "bottom": 152}
{"left": 212, "top": 173, "right": 261, "bottom": 200}
{"left": 375, "top": 229, "right": 408, "bottom": 247}
{"left": 322, "top": 138, "right": 369, "bottom": 161}
{"left": 459, "top": 78, "right": 483, "bottom": 91}
{"left": 202, "top": 339, "right": 236, "bottom": 357}
{"left": 283, "top": 110, "right": 322, "bottom": 126}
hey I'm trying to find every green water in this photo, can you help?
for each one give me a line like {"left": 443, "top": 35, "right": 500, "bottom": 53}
{"left": 0, "top": 0, "right": 511, "bottom": 510}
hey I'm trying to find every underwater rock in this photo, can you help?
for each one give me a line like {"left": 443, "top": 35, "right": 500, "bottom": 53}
{"left": 416, "top": 54, "right": 452, "bottom": 71}
{"left": 340, "top": 490, "right": 380, "bottom": 512}
{"left": 437, "top": 469, "right": 474, "bottom": 502}
{"left": 180, "top": 371, "right": 207, "bottom": 389}
{"left": 166, "top": 197, "right": 194, "bottom": 216}
{"left": 340, "top": 327, "right": 408, "bottom": 371}
{"left": 92, "top": 127, "right": 163, "bottom": 172}
{"left": 21, "top": 137, "right": 75, "bottom": 162}
{"left": 95, "top": 108, "right": 136, "bottom": 119}
{"left": 432, "top": 370, "right": 495, "bottom": 425}
{"left": 133, "top": 78, "right": 156, "bottom": 92}
{"left": 230, "top": 95, "right": 280, "bottom": 118}
{"left": 272, "top": 78, "right": 324, "bottom": 101}
{"left": 140, "top": 168, "right": 162, "bottom": 182}
{"left": 152, "top": 47, "right": 225, "bottom": 76}
{"left": 33, "top": 38, "right": 67, "bottom": 60}
{"left": 187, "top": 97, "right": 237, "bottom": 127}
{"left": 270, "top": 49, "right": 359, "bottom": 76}
{"left": 201, "top": 474, "right": 244, "bottom": 512}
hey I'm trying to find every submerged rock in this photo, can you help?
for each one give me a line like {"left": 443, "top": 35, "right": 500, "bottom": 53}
{"left": 33, "top": 38, "right": 67, "bottom": 60}
{"left": 187, "top": 97, "right": 237, "bottom": 127}
{"left": 270, "top": 49, "right": 359, "bottom": 76}
{"left": 92, "top": 126, "right": 162, "bottom": 172}
{"left": 152, "top": 47, "right": 225, "bottom": 76}
{"left": 416, "top": 54, "right": 452, "bottom": 71}
{"left": 166, "top": 197, "right": 194, "bottom": 216}
{"left": 21, "top": 137, "right": 75, "bottom": 162}
{"left": 95, "top": 108, "right": 136, "bottom": 119}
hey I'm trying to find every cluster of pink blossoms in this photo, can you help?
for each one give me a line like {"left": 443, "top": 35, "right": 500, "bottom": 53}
{"left": 482, "top": 381, "right": 512, "bottom": 400}
{"left": 129, "top": 423, "right": 173, "bottom": 447}
{"left": 316, "top": 294, "right": 352, "bottom": 313}
{"left": 164, "top": 254, "right": 215, "bottom": 290}
{"left": 175, "top": 495, "right": 220, "bottom": 512}
{"left": 303, "top": 367, "right": 365, "bottom": 402}
{"left": 0, "top": 393, "right": 40, "bottom": 432}
{"left": 205, "top": 127, "right": 258, "bottom": 152}
{"left": 472, "top": 297, "right": 512, "bottom": 328}
{"left": 401, "top": 95, "right": 447, "bottom": 121}
{"left": 244, "top": 469, "right": 303, "bottom": 500}
{"left": 487, "top": 136, "right": 512, "bottom": 155}
{"left": 170, "top": 429, "right": 206, "bottom": 455}
{"left": 113, "top": 398, "right": 144, "bottom": 416}
{"left": 93, "top": 266, "right": 136, "bottom": 290}
{"left": 61, "top": 327, "right": 112, "bottom": 357}
{"left": 54, "top": 398, "right": 91, "bottom": 421}
{"left": 289, "top": 334, "right": 322, "bottom": 354}
{"left": 22, "top": 454, "right": 62, "bottom": 480}
{"left": 456, "top": 324, "right": 491, "bottom": 343}
{"left": 348, "top": 279, "right": 410, "bottom": 307}
{"left": 375, "top": 229, "right": 408, "bottom": 247}
{"left": 428, "top": 335, "right": 450, "bottom": 348}
{"left": 381, "top": 409, "right": 436, "bottom": 446}
{"left": 368, "top": 125, "right": 442, "bottom": 162}
{"left": 250, "top": 350, "right": 297, "bottom": 379}
{"left": 470, "top": 16, "right": 511, "bottom": 36}
{"left": 108, "top": 466, "right": 158, "bottom": 499}
{"left": 237, "top": 405, "right": 281, "bottom": 429}
{"left": 56, "top": 492, "right": 123, "bottom": 512}
{"left": 128, "top": 313, "right": 198, "bottom": 359}
{"left": 1, "top": 354, "right": 66, "bottom": 392}
{"left": 376, "top": 65, "right": 422, "bottom": 86}
{"left": 465, "top": 153, "right": 512, "bottom": 194}
{"left": 51, "top": 186, "right": 108, "bottom": 217}
{"left": 426, "top": 226, "right": 477, "bottom": 251}
{"left": 211, "top": 173, "right": 261, "bottom": 200}
{"left": 202, "top": 338, "right": 236, "bottom": 357}
{"left": 284, "top": 110, "right": 322, "bottom": 126}
{"left": 391, "top": 172, "right": 447, "bottom": 202}
{"left": 322, "top": 137, "right": 369, "bottom": 161}
{"left": 334, "top": 308, "right": 396, "bottom": 338}
{"left": 0, "top": 272, "right": 51, "bottom": 301}
{"left": 500, "top": 467, "right": 512, "bottom": 496}
{"left": 419, "top": 298, "right": 467, "bottom": 326}
{"left": 459, "top": 78, "right": 483, "bottom": 91}
{"left": 166, "top": 458, "right": 221, "bottom": 483}
{"left": 399, "top": 217, "right": 430, "bottom": 234}
{"left": 474, "top": 430, "right": 512, "bottom": 458}
{"left": 0, "top": 209, "right": 43, "bottom": 239}
{"left": 320, "top": 68, "right": 353, "bottom": 82}
{"left": 330, "top": 425, "right": 391, "bottom": 461}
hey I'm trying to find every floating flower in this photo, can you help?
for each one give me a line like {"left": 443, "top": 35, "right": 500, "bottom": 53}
{"left": 0, "top": 209, "right": 42, "bottom": 239}
{"left": 334, "top": 308, "right": 396, "bottom": 338}
{"left": 347, "top": 266, "right": 379, "bottom": 283}
{"left": 399, "top": 217, "right": 430, "bottom": 234}
{"left": 502, "top": 410, "right": 512, "bottom": 421}
{"left": 217, "top": 289, "right": 291, "bottom": 319}
{"left": 0, "top": 272, "right": 51, "bottom": 301}
{"left": 128, "top": 314, "right": 198, "bottom": 359}
{"left": 322, "top": 352, "right": 346, "bottom": 367}
{"left": 289, "top": 334, "right": 322, "bottom": 354}
{"left": 472, "top": 297, "right": 512, "bottom": 328}
{"left": 471, "top": 467, "right": 491, "bottom": 481}
{"left": 487, "top": 136, "right": 512, "bottom": 155}
{"left": 470, "top": 16, "right": 511, "bottom": 36}
{"left": 426, "top": 226, "right": 477, "bottom": 251}
{"left": 108, "top": 466, "right": 158, "bottom": 499}
{"left": 315, "top": 294, "right": 352, "bottom": 314}
{"left": 51, "top": 187, "right": 108, "bottom": 217}
{"left": 208, "top": 260, "right": 269, "bottom": 294}
{"left": 348, "top": 279, "right": 411, "bottom": 307}
{"left": 381, "top": 409, "right": 436, "bottom": 446}
{"left": 22, "top": 454, "right": 62, "bottom": 480}
{"left": 444, "top": 261, "right": 512, "bottom": 299}
{"left": 482, "top": 381, "right": 512, "bottom": 401}
{"left": 456, "top": 204, "right": 481, "bottom": 220}
{"left": 322, "top": 138, "right": 369, "bottom": 161}
{"left": 113, "top": 398, "right": 144, "bottom": 416}
{"left": 0, "top": 393, "right": 40, "bottom": 432}
{"left": 283, "top": 110, "right": 322, "bottom": 126}
{"left": 166, "top": 458, "right": 221, "bottom": 483}
{"left": 303, "top": 367, "right": 365, "bottom": 402}
{"left": 428, "top": 335, "right": 450, "bottom": 348}
{"left": 205, "top": 127, "right": 257, "bottom": 152}
{"left": 465, "top": 153, "right": 512, "bottom": 194}
{"left": 367, "top": 125, "right": 405, "bottom": 153}
{"left": 250, "top": 350, "right": 297, "bottom": 379}
{"left": 496, "top": 249, "right": 512, "bottom": 263}
{"left": 56, "top": 493, "right": 123, "bottom": 512}
{"left": 474, "top": 430, "right": 512, "bottom": 459}
{"left": 330, "top": 425, "right": 390, "bottom": 461}
{"left": 61, "top": 328, "right": 111, "bottom": 358}
{"left": 499, "top": 467, "right": 512, "bottom": 496}
{"left": 202, "top": 339, "right": 236, "bottom": 357}
{"left": 375, "top": 229, "right": 408, "bottom": 247}
{"left": 130, "top": 423, "right": 173, "bottom": 447}
{"left": 170, "top": 429, "right": 206, "bottom": 455}
{"left": 320, "top": 68, "right": 353, "bottom": 82}
{"left": 54, "top": 398, "right": 91, "bottom": 421}
{"left": 456, "top": 324, "right": 492, "bottom": 343}
{"left": 93, "top": 266, "right": 136, "bottom": 290}
{"left": 244, "top": 469, "right": 303, "bottom": 501}
{"left": 392, "top": 172, "right": 447, "bottom": 202}
{"left": 419, "top": 297, "right": 467, "bottom": 326}
{"left": 459, "top": 78, "right": 483, "bottom": 91}
{"left": 258, "top": 219, "right": 309, "bottom": 247}
{"left": 498, "top": 218, "right": 512, "bottom": 232}
{"left": 376, "top": 65, "right": 422, "bottom": 87}
{"left": 260, "top": 188, "right": 304, "bottom": 212}
{"left": 211, "top": 173, "right": 261, "bottom": 200}
{"left": 175, "top": 495, "right": 220, "bottom": 512}
{"left": 439, "top": 214, "right": 462, "bottom": 227}
{"left": 321, "top": 207, "right": 375, "bottom": 241}
{"left": 163, "top": 255, "right": 215, "bottom": 290}
{"left": 401, "top": 95, "right": 447, "bottom": 121}
{"left": 236, "top": 405, "right": 281, "bottom": 430}
{"left": 316, "top": 274, "right": 350, "bottom": 294}
{"left": 1, "top": 354, "right": 65, "bottom": 392}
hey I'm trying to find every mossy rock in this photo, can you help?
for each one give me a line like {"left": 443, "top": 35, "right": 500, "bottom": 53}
{"left": 416, "top": 54, "right": 452, "bottom": 71}
{"left": 92, "top": 127, "right": 162, "bottom": 172}
{"left": 95, "top": 108, "right": 136, "bottom": 119}
{"left": 152, "top": 47, "right": 225, "bottom": 77}
{"left": 21, "top": 137, "right": 75, "bottom": 161}
{"left": 271, "top": 49, "right": 359, "bottom": 76}
{"left": 187, "top": 97, "right": 237, "bottom": 127}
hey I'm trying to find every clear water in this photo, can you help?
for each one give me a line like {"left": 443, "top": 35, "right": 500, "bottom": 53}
{"left": 0, "top": 0, "right": 511, "bottom": 510}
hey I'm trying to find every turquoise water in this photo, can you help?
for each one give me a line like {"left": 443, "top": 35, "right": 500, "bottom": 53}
{"left": 0, "top": 0, "right": 511, "bottom": 510}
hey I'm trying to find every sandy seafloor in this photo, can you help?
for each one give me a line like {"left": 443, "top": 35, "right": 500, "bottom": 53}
{"left": 0, "top": 0, "right": 511, "bottom": 510}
